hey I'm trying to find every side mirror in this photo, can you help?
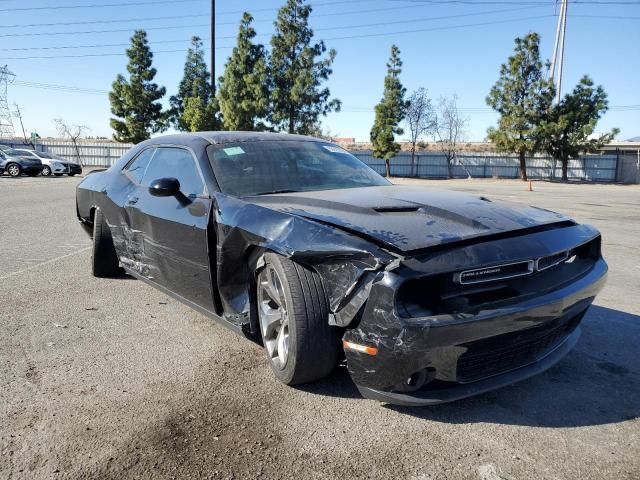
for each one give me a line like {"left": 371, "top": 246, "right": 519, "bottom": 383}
{"left": 149, "top": 177, "right": 180, "bottom": 197}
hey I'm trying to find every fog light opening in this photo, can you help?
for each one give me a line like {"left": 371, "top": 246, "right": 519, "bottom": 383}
{"left": 394, "top": 368, "right": 435, "bottom": 393}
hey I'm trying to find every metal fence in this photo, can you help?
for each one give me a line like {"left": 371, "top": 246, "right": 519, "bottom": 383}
{"left": 0, "top": 138, "right": 133, "bottom": 166}
{"left": 352, "top": 151, "right": 619, "bottom": 182}
{"left": 0, "top": 137, "right": 624, "bottom": 182}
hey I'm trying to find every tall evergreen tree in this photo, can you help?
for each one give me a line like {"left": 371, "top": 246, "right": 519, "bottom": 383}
{"left": 109, "top": 30, "right": 166, "bottom": 143}
{"left": 541, "top": 76, "right": 618, "bottom": 181}
{"left": 218, "top": 12, "right": 270, "bottom": 131}
{"left": 183, "top": 78, "right": 222, "bottom": 132}
{"left": 370, "top": 45, "right": 407, "bottom": 177}
{"left": 170, "top": 36, "right": 212, "bottom": 131}
{"left": 269, "top": 0, "right": 340, "bottom": 134}
{"left": 486, "top": 32, "right": 554, "bottom": 181}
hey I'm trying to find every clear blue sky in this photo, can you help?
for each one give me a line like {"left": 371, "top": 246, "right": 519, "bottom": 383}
{"left": 2, "top": 0, "right": 639, "bottom": 142}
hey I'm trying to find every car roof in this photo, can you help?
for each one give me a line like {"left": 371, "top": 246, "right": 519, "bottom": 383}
{"left": 146, "top": 131, "right": 324, "bottom": 146}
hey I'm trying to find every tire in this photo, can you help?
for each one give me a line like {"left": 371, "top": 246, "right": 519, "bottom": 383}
{"left": 91, "top": 208, "right": 121, "bottom": 278}
{"left": 6, "top": 163, "right": 21, "bottom": 177}
{"left": 257, "top": 253, "right": 341, "bottom": 385}
{"left": 41, "top": 166, "right": 51, "bottom": 176}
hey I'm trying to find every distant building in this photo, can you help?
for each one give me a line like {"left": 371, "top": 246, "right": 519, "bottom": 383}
{"left": 334, "top": 137, "right": 356, "bottom": 144}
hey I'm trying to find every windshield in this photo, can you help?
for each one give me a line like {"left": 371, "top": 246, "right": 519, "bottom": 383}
{"left": 207, "top": 141, "right": 389, "bottom": 196}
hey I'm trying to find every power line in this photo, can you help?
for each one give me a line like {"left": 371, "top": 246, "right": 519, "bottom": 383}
{"left": 0, "top": 0, "right": 369, "bottom": 14}
{"left": 0, "top": 39, "right": 195, "bottom": 52}
{"left": 0, "top": 5, "right": 543, "bottom": 44}
{"left": 0, "top": 0, "right": 199, "bottom": 12}
{"left": 387, "top": 0, "right": 640, "bottom": 4}
{"left": 0, "top": 23, "right": 209, "bottom": 38}
{"left": 14, "top": 80, "right": 109, "bottom": 95}
{"left": 0, "top": 2, "right": 518, "bottom": 30}
{"left": 3, "top": 0, "right": 637, "bottom": 33}
{"left": 0, "top": 15, "right": 553, "bottom": 60}
{"left": 2, "top": 14, "right": 205, "bottom": 30}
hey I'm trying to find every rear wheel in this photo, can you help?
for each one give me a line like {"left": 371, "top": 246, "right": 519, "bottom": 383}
{"left": 6, "top": 163, "right": 21, "bottom": 177}
{"left": 257, "top": 253, "right": 341, "bottom": 385}
{"left": 91, "top": 209, "right": 121, "bottom": 278}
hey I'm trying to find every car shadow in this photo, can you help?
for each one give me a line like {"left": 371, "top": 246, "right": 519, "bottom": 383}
{"left": 300, "top": 305, "right": 640, "bottom": 428}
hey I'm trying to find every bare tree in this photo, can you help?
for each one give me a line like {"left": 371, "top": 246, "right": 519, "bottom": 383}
{"left": 53, "top": 118, "right": 90, "bottom": 166}
{"left": 405, "top": 88, "right": 435, "bottom": 170}
{"left": 13, "top": 103, "right": 34, "bottom": 147}
{"left": 433, "top": 95, "right": 468, "bottom": 178}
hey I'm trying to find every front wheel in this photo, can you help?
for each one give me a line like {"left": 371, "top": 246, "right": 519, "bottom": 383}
{"left": 41, "top": 166, "right": 51, "bottom": 176}
{"left": 91, "top": 209, "right": 121, "bottom": 278}
{"left": 6, "top": 163, "right": 21, "bottom": 177}
{"left": 257, "top": 253, "right": 341, "bottom": 385}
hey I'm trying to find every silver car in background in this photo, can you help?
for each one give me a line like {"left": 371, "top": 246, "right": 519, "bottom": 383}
{"left": 14, "top": 149, "right": 83, "bottom": 177}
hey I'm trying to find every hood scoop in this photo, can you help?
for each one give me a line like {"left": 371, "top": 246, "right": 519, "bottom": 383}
{"left": 373, "top": 206, "right": 421, "bottom": 214}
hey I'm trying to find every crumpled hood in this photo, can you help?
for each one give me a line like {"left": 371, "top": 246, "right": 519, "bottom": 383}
{"left": 248, "top": 185, "right": 572, "bottom": 253}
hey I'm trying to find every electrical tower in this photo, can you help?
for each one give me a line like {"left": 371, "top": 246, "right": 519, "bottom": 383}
{"left": 549, "top": 0, "right": 568, "bottom": 104}
{"left": 0, "top": 65, "right": 16, "bottom": 138}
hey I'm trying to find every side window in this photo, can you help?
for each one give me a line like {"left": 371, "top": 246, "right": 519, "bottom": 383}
{"left": 141, "top": 147, "right": 204, "bottom": 196}
{"left": 125, "top": 148, "right": 155, "bottom": 184}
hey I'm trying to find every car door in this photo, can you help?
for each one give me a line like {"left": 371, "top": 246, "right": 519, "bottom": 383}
{"left": 129, "top": 145, "right": 215, "bottom": 313}
{"left": 114, "top": 146, "right": 157, "bottom": 269}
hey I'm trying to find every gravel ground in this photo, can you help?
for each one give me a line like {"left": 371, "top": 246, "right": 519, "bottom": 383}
{"left": 0, "top": 174, "right": 638, "bottom": 479}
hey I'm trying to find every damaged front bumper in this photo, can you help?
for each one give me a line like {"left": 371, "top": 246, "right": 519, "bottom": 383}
{"left": 342, "top": 225, "right": 608, "bottom": 406}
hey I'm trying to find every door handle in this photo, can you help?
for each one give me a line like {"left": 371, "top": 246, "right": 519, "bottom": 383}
{"left": 126, "top": 196, "right": 139, "bottom": 206}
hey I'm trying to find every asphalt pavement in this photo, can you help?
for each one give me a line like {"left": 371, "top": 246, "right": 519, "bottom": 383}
{"left": 1, "top": 174, "right": 638, "bottom": 479}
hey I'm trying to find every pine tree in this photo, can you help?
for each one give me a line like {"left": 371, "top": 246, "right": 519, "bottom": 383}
{"left": 486, "top": 32, "right": 554, "bottom": 181}
{"left": 183, "top": 78, "right": 222, "bottom": 132}
{"left": 370, "top": 45, "right": 407, "bottom": 177}
{"left": 170, "top": 36, "right": 212, "bottom": 131}
{"left": 269, "top": 0, "right": 340, "bottom": 134}
{"left": 109, "top": 30, "right": 166, "bottom": 143}
{"left": 541, "top": 76, "right": 618, "bottom": 181}
{"left": 218, "top": 13, "right": 270, "bottom": 131}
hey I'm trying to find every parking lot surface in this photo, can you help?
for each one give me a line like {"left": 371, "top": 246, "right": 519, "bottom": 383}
{"left": 1, "top": 174, "right": 638, "bottom": 479}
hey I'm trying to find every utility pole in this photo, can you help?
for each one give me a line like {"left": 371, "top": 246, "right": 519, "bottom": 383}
{"left": 0, "top": 65, "right": 16, "bottom": 138}
{"left": 211, "top": 0, "right": 215, "bottom": 94}
{"left": 549, "top": 0, "right": 568, "bottom": 104}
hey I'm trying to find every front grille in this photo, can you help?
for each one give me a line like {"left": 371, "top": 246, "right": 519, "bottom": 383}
{"left": 396, "top": 237, "right": 600, "bottom": 319}
{"left": 456, "top": 311, "right": 585, "bottom": 383}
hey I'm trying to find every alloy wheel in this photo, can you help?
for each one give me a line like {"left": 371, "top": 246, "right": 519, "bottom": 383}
{"left": 7, "top": 164, "right": 20, "bottom": 177}
{"left": 41, "top": 166, "right": 51, "bottom": 176}
{"left": 257, "top": 265, "right": 290, "bottom": 370}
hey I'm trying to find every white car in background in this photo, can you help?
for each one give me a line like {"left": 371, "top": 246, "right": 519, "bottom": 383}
{"left": 14, "top": 149, "right": 83, "bottom": 177}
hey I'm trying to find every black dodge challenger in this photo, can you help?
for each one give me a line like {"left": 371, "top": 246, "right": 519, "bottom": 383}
{"left": 76, "top": 132, "right": 607, "bottom": 406}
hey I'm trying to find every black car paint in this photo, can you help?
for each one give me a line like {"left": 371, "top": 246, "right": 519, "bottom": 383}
{"left": 76, "top": 132, "right": 607, "bottom": 405}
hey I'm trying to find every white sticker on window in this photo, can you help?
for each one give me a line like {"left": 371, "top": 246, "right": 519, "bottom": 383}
{"left": 323, "top": 145, "right": 347, "bottom": 154}
{"left": 223, "top": 146, "right": 245, "bottom": 156}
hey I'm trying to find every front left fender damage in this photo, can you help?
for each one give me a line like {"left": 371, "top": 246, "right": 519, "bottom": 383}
{"left": 212, "top": 194, "right": 396, "bottom": 328}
